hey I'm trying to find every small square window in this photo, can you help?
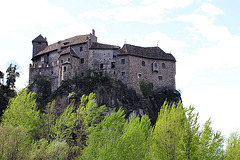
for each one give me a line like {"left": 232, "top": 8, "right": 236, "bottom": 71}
{"left": 158, "top": 76, "right": 162, "bottom": 81}
{"left": 80, "top": 47, "right": 83, "bottom": 51}
{"left": 111, "top": 62, "right": 115, "bottom": 68}
{"left": 121, "top": 59, "right": 125, "bottom": 64}
{"left": 80, "top": 58, "right": 84, "bottom": 64}
{"left": 61, "top": 60, "right": 63, "bottom": 63}
{"left": 142, "top": 61, "right": 145, "bottom": 66}
{"left": 68, "top": 58, "right": 70, "bottom": 62}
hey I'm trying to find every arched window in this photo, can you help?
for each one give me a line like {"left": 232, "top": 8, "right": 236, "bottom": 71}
{"left": 142, "top": 61, "right": 145, "bottom": 66}
{"left": 162, "top": 63, "right": 166, "bottom": 69}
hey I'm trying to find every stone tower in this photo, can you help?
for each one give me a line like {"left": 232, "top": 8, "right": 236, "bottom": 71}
{"left": 32, "top": 34, "right": 48, "bottom": 57}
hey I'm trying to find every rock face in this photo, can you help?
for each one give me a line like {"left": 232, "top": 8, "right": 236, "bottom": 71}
{"left": 29, "top": 75, "right": 181, "bottom": 125}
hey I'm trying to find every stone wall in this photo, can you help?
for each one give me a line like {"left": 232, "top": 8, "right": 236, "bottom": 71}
{"left": 115, "top": 55, "right": 175, "bottom": 94}
{"left": 88, "top": 49, "right": 118, "bottom": 78}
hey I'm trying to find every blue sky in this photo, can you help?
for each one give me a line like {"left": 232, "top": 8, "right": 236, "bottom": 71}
{"left": 1, "top": 0, "right": 240, "bottom": 137}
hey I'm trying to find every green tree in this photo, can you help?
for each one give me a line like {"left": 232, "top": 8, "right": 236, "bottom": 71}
{"left": 198, "top": 119, "right": 224, "bottom": 160}
{"left": 81, "top": 108, "right": 151, "bottom": 160}
{"left": 225, "top": 132, "right": 240, "bottom": 160}
{"left": 1, "top": 88, "right": 41, "bottom": 138}
{"left": 30, "top": 138, "right": 69, "bottom": 160}
{"left": 6, "top": 64, "right": 20, "bottom": 89}
{"left": 150, "top": 102, "right": 187, "bottom": 160}
{"left": 0, "top": 125, "right": 30, "bottom": 160}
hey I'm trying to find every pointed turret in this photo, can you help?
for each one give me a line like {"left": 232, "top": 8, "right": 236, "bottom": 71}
{"left": 32, "top": 34, "right": 48, "bottom": 57}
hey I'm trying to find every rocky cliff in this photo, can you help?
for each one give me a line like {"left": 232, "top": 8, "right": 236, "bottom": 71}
{"left": 29, "top": 74, "right": 181, "bottom": 125}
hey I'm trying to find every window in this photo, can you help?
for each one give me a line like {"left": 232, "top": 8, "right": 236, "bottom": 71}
{"left": 138, "top": 73, "right": 142, "bottom": 78}
{"left": 111, "top": 62, "right": 115, "bottom": 68}
{"left": 51, "top": 71, "right": 54, "bottom": 75}
{"left": 81, "top": 72, "right": 84, "bottom": 76}
{"left": 68, "top": 58, "right": 70, "bottom": 62}
{"left": 80, "top": 58, "right": 84, "bottom": 64}
{"left": 152, "top": 61, "right": 158, "bottom": 72}
{"left": 122, "top": 72, "right": 125, "bottom": 77}
{"left": 162, "top": 63, "right": 166, "bottom": 69}
{"left": 113, "top": 52, "right": 117, "bottom": 58}
{"left": 41, "top": 56, "right": 44, "bottom": 62}
{"left": 63, "top": 42, "right": 69, "bottom": 45}
{"left": 121, "top": 59, "right": 125, "bottom": 64}
{"left": 80, "top": 47, "right": 83, "bottom": 51}
{"left": 158, "top": 75, "right": 162, "bottom": 81}
{"left": 100, "top": 63, "right": 103, "bottom": 69}
{"left": 64, "top": 66, "right": 66, "bottom": 72}
{"left": 37, "top": 42, "right": 41, "bottom": 45}
{"left": 142, "top": 61, "right": 145, "bottom": 66}
{"left": 61, "top": 60, "right": 63, "bottom": 63}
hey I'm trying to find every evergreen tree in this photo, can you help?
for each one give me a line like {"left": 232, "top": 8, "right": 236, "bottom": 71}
{"left": 6, "top": 64, "right": 20, "bottom": 89}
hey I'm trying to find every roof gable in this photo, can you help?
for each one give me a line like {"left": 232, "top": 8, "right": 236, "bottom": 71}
{"left": 59, "top": 47, "right": 80, "bottom": 59}
{"left": 33, "top": 34, "right": 90, "bottom": 57}
{"left": 119, "top": 44, "right": 176, "bottom": 62}
{"left": 32, "top": 34, "right": 47, "bottom": 43}
{"left": 90, "top": 42, "right": 120, "bottom": 50}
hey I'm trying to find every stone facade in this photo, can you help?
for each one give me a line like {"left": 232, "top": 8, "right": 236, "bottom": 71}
{"left": 29, "top": 30, "right": 176, "bottom": 94}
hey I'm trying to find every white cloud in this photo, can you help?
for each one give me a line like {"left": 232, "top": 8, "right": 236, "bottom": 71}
{"left": 176, "top": 14, "right": 231, "bottom": 42}
{"left": 47, "top": 24, "right": 91, "bottom": 43}
{"left": 200, "top": 3, "right": 224, "bottom": 17}
{"left": 80, "top": 0, "right": 194, "bottom": 23}
{"left": 0, "top": 0, "right": 74, "bottom": 37}
{"left": 108, "top": 0, "right": 134, "bottom": 5}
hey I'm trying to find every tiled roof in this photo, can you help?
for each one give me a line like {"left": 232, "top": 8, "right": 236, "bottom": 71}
{"left": 119, "top": 44, "right": 176, "bottom": 62}
{"left": 32, "top": 34, "right": 47, "bottom": 42}
{"left": 59, "top": 47, "right": 80, "bottom": 58}
{"left": 90, "top": 42, "right": 120, "bottom": 50}
{"left": 34, "top": 34, "right": 90, "bottom": 57}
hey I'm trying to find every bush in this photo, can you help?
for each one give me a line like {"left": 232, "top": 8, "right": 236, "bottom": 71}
{"left": 140, "top": 80, "right": 153, "bottom": 97}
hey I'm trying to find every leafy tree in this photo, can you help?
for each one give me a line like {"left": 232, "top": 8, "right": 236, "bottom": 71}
{"left": 150, "top": 102, "right": 187, "bottom": 160}
{"left": 225, "top": 132, "right": 240, "bottom": 160}
{"left": 1, "top": 88, "right": 41, "bottom": 138}
{"left": 182, "top": 106, "right": 200, "bottom": 160}
{"left": 81, "top": 108, "right": 151, "bottom": 160}
{"left": 6, "top": 64, "right": 20, "bottom": 89}
{"left": 0, "top": 125, "right": 30, "bottom": 160}
{"left": 30, "top": 138, "right": 69, "bottom": 160}
{"left": 198, "top": 119, "right": 224, "bottom": 160}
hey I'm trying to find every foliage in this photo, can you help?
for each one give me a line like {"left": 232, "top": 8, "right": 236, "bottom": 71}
{"left": 225, "top": 132, "right": 240, "bottom": 160}
{"left": 140, "top": 80, "right": 153, "bottom": 97}
{"left": 30, "top": 138, "right": 69, "bottom": 160}
{"left": 197, "top": 119, "right": 224, "bottom": 160}
{"left": 1, "top": 88, "right": 41, "bottom": 138}
{"left": 150, "top": 102, "right": 224, "bottom": 160}
{"left": 0, "top": 125, "right": 30, "bottom": 160}
{"left": 6, "top": 64, "right": 20, "bottom": 89}
{"left": 150, "top": 102, "right": 187, "bottom": 160}
{"left": 81, "top": 108, "right": 151, "bottom": 160}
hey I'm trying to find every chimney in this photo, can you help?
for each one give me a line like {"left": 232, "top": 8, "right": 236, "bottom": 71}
{"left": 92, "top": 29, "right": 95, "bottom": 36}
{"left": 57, "top": 41, "right": 62, "bottom": 53}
